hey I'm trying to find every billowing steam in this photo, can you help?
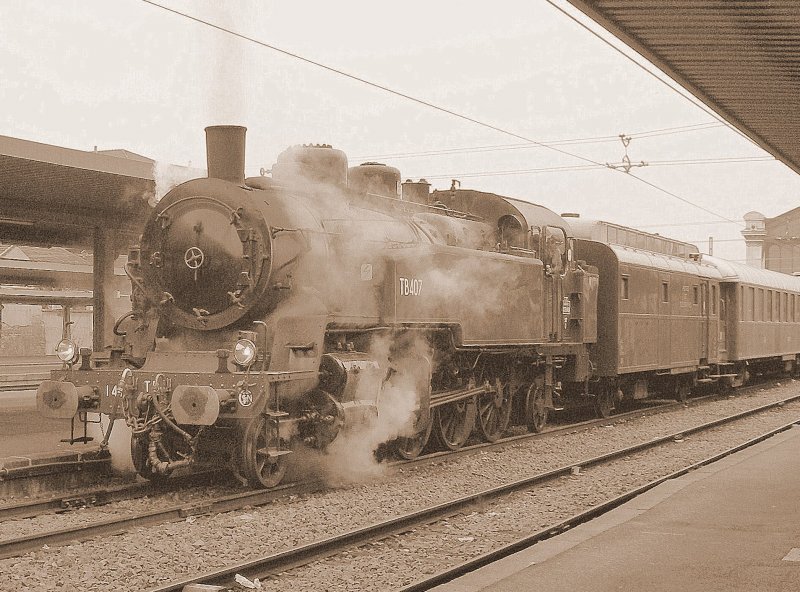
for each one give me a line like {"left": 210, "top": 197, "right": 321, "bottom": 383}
{"left": 303, "top": 333, "right": 430, "bottom": 486}
{"left": 149, "top": 161, "right": 200, "bottom": 206}
{"left": 88, "top": 416, "right": 135, "bottom": 473}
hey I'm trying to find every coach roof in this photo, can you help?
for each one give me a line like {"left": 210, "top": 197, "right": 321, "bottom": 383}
{"left": 612, "top": 244, "right": 722, "bottom": 280}
{"left": 703, "top": 256, "right": 800, "bottom": 293}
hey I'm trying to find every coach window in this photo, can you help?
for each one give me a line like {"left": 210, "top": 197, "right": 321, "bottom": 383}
{"left": 661, "top": 281, "right": 669, "bottom": 303}
{"left": 767, "top": 290, "right": 773, "bottom": 322}
{"left": 700, "top": 284, "right": 707, "bottom": 314}
{"left": 739, "top": 286, "right": 744, "bottom": 320}
{"left": 621, "top": 276, "right": 629, "bottom": 300}
{"left": 693, "top": 285, "right": 699, "bottom": 306}
{"left": 774, "top": 291, "right": 779, "bottom": 321}
{"left": 711, "top": 285, "right": 717, "bottom": 314}
{"left": 783, "top": 292, "right": 789, "bottom": 322}
{"left": 756, "top": 289, "right": 764, "bottom": 321}
{"left": 749, "top": 287, "right": 756, "bottom": 321}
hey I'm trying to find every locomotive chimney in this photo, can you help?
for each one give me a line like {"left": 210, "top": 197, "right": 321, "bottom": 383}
{"left": 205, "top": 125, "right": 247, "bottom": 183}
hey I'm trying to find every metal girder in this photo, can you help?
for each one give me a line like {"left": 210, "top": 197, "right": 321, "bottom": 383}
{"left": 565, "top": 0, "right": 800, "bottom": 176}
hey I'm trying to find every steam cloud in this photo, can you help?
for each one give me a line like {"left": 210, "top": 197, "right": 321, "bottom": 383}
{"left": 88, "top": 416, "right": 135, "bottom": 473}
{"left": 304, "top": 333, "right": 430, "bottom": 486}
{"left": 149, "top": 161, "right": 200, "bottom": 206}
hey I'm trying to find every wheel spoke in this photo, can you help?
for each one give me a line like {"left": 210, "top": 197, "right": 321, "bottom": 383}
{"left": 434, "top": 399, "right": 474, "bottom": 450}
{"left": 477, "top": 384, "right": 510, "bottom": 443}
{"left": 241, "top": 416, "right": 287, "bottom": 488}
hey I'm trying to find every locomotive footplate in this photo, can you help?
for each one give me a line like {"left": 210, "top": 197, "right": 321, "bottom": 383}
{"left": 37, "top": 368, "right": 126, "bottom": 419}
{"left": 130, "top": 368, "right": 320, "bottom": 426}
{"left": 37, "top": 367, "right": 318, "bottom": 421}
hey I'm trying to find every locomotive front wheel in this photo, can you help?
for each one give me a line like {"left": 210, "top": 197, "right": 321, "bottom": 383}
{"left": 131, "top": 433, "right": 172, "bottom": 484}
{"left": 240, "top": 415, "right": 287, "bottom": 489}
{"left": 477, "top": 379, "right": 512, "bottom": 442}
{"left": 395, "top": 417, "right": 433, "bottom": 460}
{"left": 433, "top": 398, "right": 477, "bottom": 450}
{"left": 524, "top": 378, "right": 548, "bottom": 433}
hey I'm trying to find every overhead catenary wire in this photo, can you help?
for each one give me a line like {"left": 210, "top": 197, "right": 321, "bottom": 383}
{"left": 140, "top": 0, "right": 751, "bottom": 226}
{"left": 353, "top": 122, "right": 725, "bottom": 161}
{"left": 418, "top": 155, "right": 774, "bottom": 180}
{"left": 639, "top": 220, "right": 748, "bottom": 228}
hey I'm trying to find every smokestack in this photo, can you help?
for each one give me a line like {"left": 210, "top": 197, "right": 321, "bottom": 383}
{"left": 205, "top": 125, "right": 246, "bottom": 183}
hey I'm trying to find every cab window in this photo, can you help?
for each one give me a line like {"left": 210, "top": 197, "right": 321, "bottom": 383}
{"left": 543, "top": 226, "right": 566, "bottom": 274}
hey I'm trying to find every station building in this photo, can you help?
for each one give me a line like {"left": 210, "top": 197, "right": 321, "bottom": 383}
{"left": 0, "top": 134, "right": 160, "bottom": 357}
{"left": 741, "top": 209, "right": 800, "bottom": 275}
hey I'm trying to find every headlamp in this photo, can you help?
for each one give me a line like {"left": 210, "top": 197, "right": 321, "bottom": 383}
{"left": 233, "top": 338, "right": 257, "bottom": 367}
{"left": 56, "top": 338, "right": 79, "bottom": 364}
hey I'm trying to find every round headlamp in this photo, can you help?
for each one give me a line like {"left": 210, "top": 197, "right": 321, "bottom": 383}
{"left": 56, "top": 338, "right": 78, "bottom": 364}
{"left": 233, "top": 338, "right": 257, "bottom": 367}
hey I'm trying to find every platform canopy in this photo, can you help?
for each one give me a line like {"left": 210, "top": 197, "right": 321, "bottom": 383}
{"left": 0, "top": 134, "right": 155, "bottom": 249}
{"left": 566, "top": 1, "right": 800, "bottom": 175}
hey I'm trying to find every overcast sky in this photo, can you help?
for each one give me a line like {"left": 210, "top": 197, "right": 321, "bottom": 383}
{"left": 2, "top": 0, "right": 798, "bottom": 261}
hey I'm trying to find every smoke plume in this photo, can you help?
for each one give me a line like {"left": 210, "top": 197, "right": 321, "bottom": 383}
{"left": 149, "top": 161, "right": 199, "bottom": 206}
{"left": 88, "top": 416, "right": 135, "bottom": 473}
{"left": 304, "top": 333, "right": 431, "bottom": 486}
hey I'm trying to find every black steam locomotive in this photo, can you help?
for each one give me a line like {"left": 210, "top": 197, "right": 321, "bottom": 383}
{"left": 37, "top": 126, "right": 800, "bottom": 487}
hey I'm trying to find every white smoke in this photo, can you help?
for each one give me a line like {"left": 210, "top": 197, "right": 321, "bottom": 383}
{"left": 149, "top": 161, "right": 200, "bottom": 206}
{"left": 305, "top": 333, "right": 430, "bottom": 486}
{"left": 88, "top": 416, "right": 135, "bottom": 473}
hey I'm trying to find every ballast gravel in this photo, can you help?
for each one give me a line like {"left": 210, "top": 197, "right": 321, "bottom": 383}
{"left": 1, "top": 381, "right": 799, "bottom": 592}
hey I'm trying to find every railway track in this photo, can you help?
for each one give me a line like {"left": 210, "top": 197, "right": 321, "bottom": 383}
{"left": 398, "top": 420, "right": 800, "bottom": 592}
{"left": 0, "top": 470, "right": 228, "bottom": 521}
{"left": 145, "top": 394, "right": 800, "bottom": 592}
{"left": 1, "top": 373, "right": 779, "bottom": 526}
{"left": 0, "top": 357, "right": 58, "bottom": 392}
{"left": 0, "top": 395, "right": 683, "bottom": 525}
{"left": 0, "top": 385, "right": 791, "bottom": 567}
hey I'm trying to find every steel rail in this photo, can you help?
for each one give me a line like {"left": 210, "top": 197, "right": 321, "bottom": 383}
{"left": 0, "top": 479, "right": 319, "bottom": 560}
{"left": 0, "top": 471, "right": 227, "bottom": 522}
{"left": 0, "top": 385, "right": 770, "bottom": 549}
{"left": 0, "top": 392, "right": 694, "bottom": 524}
{"left": 398, "top": 418, "right": 800, "bottom": 591}
{"left": 145, "top": 394, "right": 800, "bottom": 592}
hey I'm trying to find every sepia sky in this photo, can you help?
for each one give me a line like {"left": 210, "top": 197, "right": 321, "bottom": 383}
{"left": 2, "top": 0, "right": 798, "bottom": 261}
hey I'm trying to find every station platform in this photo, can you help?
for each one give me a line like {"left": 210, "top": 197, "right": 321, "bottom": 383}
{"left": 435, "top": 425, "right": 800, "bottom": 592}
{"left": 0, "top": 389, "right": 110, "bottom": 498}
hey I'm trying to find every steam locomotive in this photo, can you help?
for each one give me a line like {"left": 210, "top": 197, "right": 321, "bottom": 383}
{"left": 37, "top": 126, "right": 800, "bottom": 488}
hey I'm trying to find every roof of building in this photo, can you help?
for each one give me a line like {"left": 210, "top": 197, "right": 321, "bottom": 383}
{"left": 0, "top": 244, "right": 92, "bottom": 266}
{"left": 566, "top": 1, "right": 800, "bottom": 175}
{"left": 0, "top": 134, "right": 155, "bottom": 249}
